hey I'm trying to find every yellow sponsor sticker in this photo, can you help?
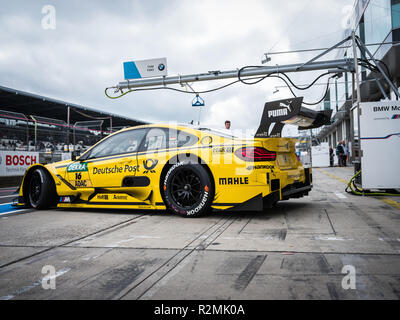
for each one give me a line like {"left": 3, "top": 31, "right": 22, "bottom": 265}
{"left": 72, "top": 180, "right": 93, "bottom": 188}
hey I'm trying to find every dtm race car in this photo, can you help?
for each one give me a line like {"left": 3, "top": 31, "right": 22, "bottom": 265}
{"left": 13, "top": 97, "right": 331, "bottom": 217}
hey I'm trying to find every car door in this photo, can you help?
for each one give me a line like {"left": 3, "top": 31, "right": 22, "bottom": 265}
{"left": 135, "top": 127, "right": 168, "bottom": 200}
{"left": 71, "top": 128, "right": 148, "bottom": 188}
{"left": 136, "top": 127, "right": 199, "bottom": 179}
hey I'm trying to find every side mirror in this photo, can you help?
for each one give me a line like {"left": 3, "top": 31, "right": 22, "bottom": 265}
{"left": 71, "top": 150, "right": 81, "bottom": 161}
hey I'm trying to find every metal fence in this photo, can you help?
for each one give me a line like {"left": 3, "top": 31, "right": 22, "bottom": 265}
{"left": 0, "top": 109, "right": 111, "bottom": 154}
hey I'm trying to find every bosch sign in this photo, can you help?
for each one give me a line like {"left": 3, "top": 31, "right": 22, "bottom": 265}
{"left": 0, "top": 151, "right": 39, "bottom": 176}
{"left": 6, "top": 154, "right": 37, "bottom": 166}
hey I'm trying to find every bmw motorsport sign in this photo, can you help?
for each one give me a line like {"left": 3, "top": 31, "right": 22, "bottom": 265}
{"left": 123, "top": 58, "right": 168, "bottom": 79}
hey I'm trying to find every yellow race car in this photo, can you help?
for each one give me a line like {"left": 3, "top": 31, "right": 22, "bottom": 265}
{"left": 13, "top": 97, "right": 331, "bottom": 217}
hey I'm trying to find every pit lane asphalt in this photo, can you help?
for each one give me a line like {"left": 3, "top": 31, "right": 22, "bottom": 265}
{"left": 0, "top": 187, "right": 31, "bottom": 218}
{"left": 0, "top": 167, "right": 399, "bottom": 300}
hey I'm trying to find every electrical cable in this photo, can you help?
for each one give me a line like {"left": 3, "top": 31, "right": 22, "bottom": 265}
{"left": 105, "top": 88, "right": 136, "bottom": 99}
{"left": 237, "top": 66, "right": 334, "bottom": 105}
{"left": 106, "top": 66, "right": 337, "bottom": 106}
{"left": 262, "top": 73, "right": 334, "bottom": 106}
{"left": 358, "top": 58, "right": 392, "bottom": 80}
{"left": 237, "top": 66, "right": 272, "bottom": 85}
{"left": 105, "top": 78, "right": 243, "bottom": 99}
{"left": 302, "top": 77, "right": 332, "bottom": 106}
{"left": 345, "top": 171, "right": 400, "bottom": 196}
{"left": 269, "top": 74, "right": 334, "bottom": 106}
{"left": 280, "top": 72, "right": 331, "bottom": 90}
{"left": 354, "top": 34, "right": 393, "bottom": 80}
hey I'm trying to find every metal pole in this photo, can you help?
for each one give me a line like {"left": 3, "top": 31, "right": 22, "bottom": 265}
{"left": 356, "top": 36, "right": 389, "bottom": 99}
{"left": 265, "top": 41, "right": 400, "bottom": 56}
{"left": 350, "top": 72, "right": 356, "bottom": 163}
{"left": 198, "top": 107, "right": 202, "bottom": 126}
{"left": 352, "top": 31, "right": 362, "bottom": 163}
{"left": 309, "top": 129, "right": 313, "bottom": 168}
{"left": 116, "top": 59, "right": 353, "bottom": 90}
{"left": 374, "top": 79, "right": 389, "bottom": 99}
{"left": 335, "top": 78, "right": 339, "bottom": 112}
{"left": 110, "top": 117, "right": 113, "bottom": 133}
{"left": 34, "top": 120, "right": 37, "bottom": 151}
{"left": 355, "top": 37, "right": 400, "bottom": 99}
{"left": 67, "top": 106, "right": 70, "bottom": 152}
{"left": 26, "top": 120, "right": 29, "bottom": 150}
{"left": 296, "top": 36, "right": 352, "bottom": 71}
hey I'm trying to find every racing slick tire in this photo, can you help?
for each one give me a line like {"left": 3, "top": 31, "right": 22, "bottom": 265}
{"left": 27, "top": 167, "right": 58, "bottom": 210}
{"left": 162, "top": 162, "right": 214, "bottom": 217}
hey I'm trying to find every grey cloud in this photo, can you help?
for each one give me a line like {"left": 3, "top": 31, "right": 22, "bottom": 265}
{"left": 0, "top": 0, "right": 353, "bottom": 134}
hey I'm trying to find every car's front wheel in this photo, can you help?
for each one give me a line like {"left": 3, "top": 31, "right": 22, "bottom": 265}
{"left": 27, "top": 167, "right": 58, "bottom": 209}
{"left": 162, "top": 162, "right": 214, "bottom": 217}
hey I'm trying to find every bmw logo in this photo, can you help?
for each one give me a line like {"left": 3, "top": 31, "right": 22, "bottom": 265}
{"left": 158, "top": 63, "right": 165, "bottom": 71}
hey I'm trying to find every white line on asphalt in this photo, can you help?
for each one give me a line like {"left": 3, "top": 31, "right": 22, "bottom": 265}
{"left": 313, "top": 236, "right": 353, "bottom": 241}
{"left": 379, "top": 237, "right": 400, "bottom": 242}
{"left": 105, "top": 235, "right": 162, "bottom": 247}
{"left": 0, "top": 209, "right": 31, "bottom": 217}
{"left": 0, "top": 195, "right": 16, "bottom": 199}
{"left": 334, "top": 192, "right": 347, "bottom": 199}
{"left": 0, "top": 187, "right": 18, "bottom": 191}
{"left": 0, "top": 268, "right": 71, "bottom": 300}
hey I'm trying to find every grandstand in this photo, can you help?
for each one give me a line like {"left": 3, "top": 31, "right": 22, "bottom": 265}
{"left": 0, "top": 85, "right": 146, "bottom": 155}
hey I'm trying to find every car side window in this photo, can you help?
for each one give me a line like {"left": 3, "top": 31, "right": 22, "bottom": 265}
{"left": 86, "top": 129, "right": 147, "bottom": 159}
{"left": 168, "top": 129, "right": 199, "bottom": 148}
{"left": 141, "top": 128, "right": 167, "bottom": 152}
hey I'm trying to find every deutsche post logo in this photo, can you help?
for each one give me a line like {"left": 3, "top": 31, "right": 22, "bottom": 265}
{"left": 143, "top": 159, "right": 158, "bottom": 174}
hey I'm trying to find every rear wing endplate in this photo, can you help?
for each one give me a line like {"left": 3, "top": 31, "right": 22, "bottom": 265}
{"left": 255, "top": 97, "right": 332, "bottom": 138}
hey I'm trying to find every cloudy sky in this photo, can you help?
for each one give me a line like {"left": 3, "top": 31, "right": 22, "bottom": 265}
{"left": 0, "top": 0, "right": 354, "bottom": 136}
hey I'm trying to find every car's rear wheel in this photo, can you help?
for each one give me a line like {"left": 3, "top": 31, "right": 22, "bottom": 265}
{"left": 162, "top": 162, "right": 214, "bottom": 217}
{"left": 28, "top": 167, "right": 58, "bottom": 209}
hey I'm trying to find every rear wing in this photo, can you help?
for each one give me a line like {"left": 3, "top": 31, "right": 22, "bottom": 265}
{"left": 255, "top": 97, "right": 332, "bottom": 138}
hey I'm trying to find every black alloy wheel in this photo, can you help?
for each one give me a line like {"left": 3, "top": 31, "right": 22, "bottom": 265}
{"left": 28, "top": 170, "right": 42, "bottom": 207}
{"left": 171, "top": 168, "right": 203, "bottom": 208}
{"left": 27, "top": 167, "right": 58, "bottom": 209}
{"left": 163, "top": 163, "right": 214, "bottom": 217}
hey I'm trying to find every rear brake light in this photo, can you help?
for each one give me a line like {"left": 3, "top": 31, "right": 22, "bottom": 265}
{"left": 235, "top": 147, "right": 276, "bottom": 162}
